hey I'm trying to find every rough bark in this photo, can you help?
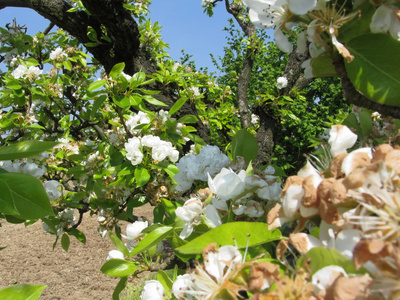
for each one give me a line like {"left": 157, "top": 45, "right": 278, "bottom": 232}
{"left": 281, "top": 44, "right": 312, "bottom": 96}
{"left": 254, "top": 105, "right": 278, "bottom": 167}
{"left": 225, "top": 0, "right": 253, "bottom": 129}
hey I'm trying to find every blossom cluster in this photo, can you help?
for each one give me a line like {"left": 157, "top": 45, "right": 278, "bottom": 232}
{"left": 11, "top": 64, "right": 42, "bottom": 80}
{"left": 173, "top": 146, "right": 282, "bottom": 239}
{"left": 243, "top": 0, "right": 400, "bottom": 76}
{"left": 266, "top": 124, "right": 400, "bottom": 299}
{"left": 124, "top": 135, "right": 179, "bottom": 165}
{"left": 173, "top": 145, "right": 231, "bottom": 191}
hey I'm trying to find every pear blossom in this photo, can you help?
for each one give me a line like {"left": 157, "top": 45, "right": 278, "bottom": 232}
{"left": 140, "top": 280, "right": 165, "bottom": 300}
{"left": 106, "top": 250, "right": 124, "bottom": 261}
{"left": 174, "top": 145, "right": 231, "bottom": 191}
{"left": 175, "top": 198, "right": 221, "bottom": 239}
{"left": 49, "top": 47, "right": 67, "bottom": 60}
{"left": 243, "top": 0, "right": 318, "bottom": 53}
{"left": 124, "top": 137, "right": 143, "bottom": 165}
{"left": 208, "top": 168, "right": 246, "bottom": 200}
{"left": 182, "top": 244, "right": 244, "bottom": 299}
{"left": 289, "top": 225, "right": 362, "bottom": 259}
{"left": 20, "top": 162, "right": 46, "bottom": 178}
{"left": 172, "top": 274, "right": 194, "bottom": 299}
{"left": 276, "top": 76, "right": 288, "bottom": 89}
{"left": 43, "top": 180, "right": 62, "bottom": 201}
{"left": 125, "top": 220, "right": 148, "bottom": 240}
{"left": 312, "top": 265, "right": 347, "bottom": 293}
{"left": 370, "top": 2, "right": 400, "bottom": 40}
{"left": 242, "top": 0, "right": 295, "bottom": 53}
{"left": 201, "top": 0, "right": 213, "bottom": 7}
{"left": 11, "top": 64, "right": 42, "bottom": 79}
{"left": 328, "top": 125, "right": 358, "bottom": 157}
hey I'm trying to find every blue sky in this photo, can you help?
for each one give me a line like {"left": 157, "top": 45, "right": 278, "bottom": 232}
{"left": 0, "top": 1, "right": 232, "bottom": 72}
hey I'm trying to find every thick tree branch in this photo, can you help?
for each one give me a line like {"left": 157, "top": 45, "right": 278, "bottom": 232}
{"left": 333, "top": 57, "right": 400, "bottom": 119}
{"left": 24, "top": 0, "right": 141, "bottom": 74}
{"left": 282, "top": 45, "right": 310, "bottom": 95}
{"left": 225, "top": 0, "right": 255, "bottom": 128}
{"left": 0, "top": 0, "right": 32, "bottom": 9}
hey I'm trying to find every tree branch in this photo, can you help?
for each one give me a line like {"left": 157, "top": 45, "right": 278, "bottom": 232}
{"left": 333, "top": 57, "right": 400, "bottom": 119}
{"left": 225, "top": 0, "right": 254, "bottom": 128}
{"left": 0, "top": 0, "right": 32, "bottom": 9}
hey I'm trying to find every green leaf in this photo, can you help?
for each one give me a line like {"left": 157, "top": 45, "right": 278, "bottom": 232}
{"left": 169, "top": 97, "right": 187, "bottom": 115}
{"left": 88, "top": 80, "right": 106, "bottom": 92}
{"left": 0, "top": 173, "right": 54, "bottom": 219}
{"left": 0, "top": 284, "right": 46, "bottom": 300}
{"left": 298, "top": 247, "right": 363, "bottom": 276}
{"left": 0, "top": 140, "right": 59, "bottom": 160}
{"left": 359, "top": 110, "right": 372, "bottom": 138}
{"left": 112, "top": 277, "right": 128, "bottom": 300}
{"left": 6, "top": 79, "right": 22, "bottom": 90}
{"left": 63, "top": 60, "right": 72, "bottom": 71}
{"left": 0, "top": 178, "right": 18, "bottom": 215}
{"left": 187, "top": 134, "right": 206, "bottom": 145}
{"left": 142, "top": 95, "right": 168, "bottom": 107}
{"left": 129, "top": 72, "right": 146, "bottom": 89}
{"left": 130, "top": 226, "right": 174, "bottom": 256}
{"left": 134, "top": 166, "right": 151, "bottom": 188}
{"left": 231, "top": 129, "right": 258, "bottom": 162}
{"left": 177, "top": 114, "right": 198, "bottom": 124}
{"left": 61, "top": 233, "right": 70, "bottom": 252}
{"left": 310, "top": 54, "right": 336, "bottom": 78}
{"left": 345, "top": 33, "right": 400, "bottom": 106}
{"left": 157, "top": 270, "right": 173, "bottom": 298}
{"left": 91, "top": 95, "right": 107, "bottom": 118}
{"left": 68, "top": 228, "right": 86, "bottom": 244}
{"left": 109, "top": 231, "right": 130, "bottom": 257}
{"left": 176, "top": 222, "right": 281, "bottom": 254}
{"left": 100, "top": 259, "right": 136, "bottom": 277}
{"left": 109, "top": 62, "right": 125, "bottom": 79}
{"left": 87, "top": 26, "right": 99, "bottom": 42}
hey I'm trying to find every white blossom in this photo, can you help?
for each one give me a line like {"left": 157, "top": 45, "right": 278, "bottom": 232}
{"left": 49, "top": 47, "right": 67, "bottom": 60}
{"left": 140, "top": 280, "right": 165, "bottom": 300}
{"left": 106, "top": 250, "right": 124, "bottom": 261}
{"left": 370, "top": 2, "right": 400, "bottom": 40}
{"left": 175, "top": 198, "right": 221, "bottom": 239}
{"left": 125, "top": 137, "right": 143, "bottom": 165}
{"left": 208, "top": 168, "right": 247, "bottom": 201}
{"left": 276, "top": 76, "right": 288, "bottom": 89}
{"left": 328, "top": 125, "right": 358, "bottom": 157}
{"left": 174, "top": 145, "right": 231, "bottom": 192}
{"left": 43, "top": 180, "right": 62, "bottom": 201}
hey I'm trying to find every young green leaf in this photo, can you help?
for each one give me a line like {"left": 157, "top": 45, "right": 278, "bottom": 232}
{"left": 135, "top": 166, "right": 151, "bottom": 188}
{"left": 345, "top": 33, "right": 400, "bottom": 106}
{"left": 130, "top": 226, "right": 174, "bottom": 256}
{"left": 169, "top": 97, "right": 187, "bottom": 115}
{"left": 112, "top": 277, "right": 128, "bottom": 300}
{"left": 109, "top": 62, "right": 125, "bottom": 79}
{"left": 157, "top": 270, "right": 173, "bottom": 298}
{"left": 0, "top": 173, "right": 54, "bottom": 219}
{"left": 61, "top": 233, "right": 70, "bottom": 252}
{"left": 0, "top": 140, "right": 59, "bottom": 160}
{"left": 88, "top": 80, "right": 106, "bottom": 92}
{"left": 231, "top": 129, "right": 258, "bottom": 163}
{"left": 109, "top": 231, "right": 130, "bottom": 257}
{"left": 100, "top": 259, "right": 136, "bottom": 277}
{"left": 176, "top": 222, "right": 281, "bottom": 254}
{"left": 0, "top": 284, "right": 47, "bottom": 300}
